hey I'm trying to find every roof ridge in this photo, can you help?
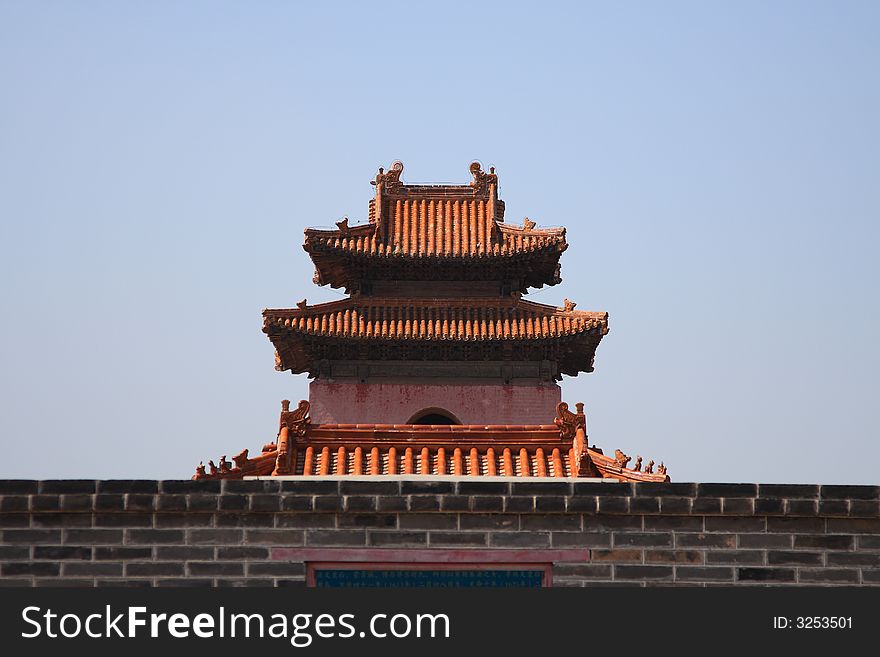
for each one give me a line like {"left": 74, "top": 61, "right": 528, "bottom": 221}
{"left": 497, "top": 222, "right": 565, "bottom": 236}
{"left": 266, "top": 297, "right": 607, "bottom": 314}
{"left": 515, "top": 298, "right": 608, "bottom": 318}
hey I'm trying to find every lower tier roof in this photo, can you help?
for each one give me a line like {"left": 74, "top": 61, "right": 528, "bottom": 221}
{"left": 192, "top": 401, "right": 669, "bottom": 483}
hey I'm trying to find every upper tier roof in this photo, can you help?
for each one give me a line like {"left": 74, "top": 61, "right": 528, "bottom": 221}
{"left": 303, "top": 161, "right": 568, "bottom": 293}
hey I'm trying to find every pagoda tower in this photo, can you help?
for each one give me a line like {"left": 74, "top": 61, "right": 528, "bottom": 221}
{"left": 193, "top": 161, "right": 669, "bottom": 482}
{"left": 266, "top": 161, "right": 607, "bottom": 425}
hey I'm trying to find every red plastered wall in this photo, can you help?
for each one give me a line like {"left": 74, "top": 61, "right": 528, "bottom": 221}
{"left": 308, "top": 381, "right": 562, "bottom": 425}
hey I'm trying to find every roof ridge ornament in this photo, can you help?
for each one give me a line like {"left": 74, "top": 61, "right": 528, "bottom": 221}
{"left": 372, "top": 160, "right": 404, "bottom": 193}
{"left": 469, "top": 161, "right": 497, "bottom": 195}
{"left": 614, "top": 449, "right": 631, "bottom": 469}
{"left": 554, "top": 401, "right": 586, "bottom": 440}
{"left": 273, "top": 399, "right": 311, "bottom": 476}
{"left": 279, "top": 399, "right": 310, "bottom": 435}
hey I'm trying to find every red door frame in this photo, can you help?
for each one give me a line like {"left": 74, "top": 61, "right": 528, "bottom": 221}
{"left": 270, "top": 548, "right": 590, "bottom": 588}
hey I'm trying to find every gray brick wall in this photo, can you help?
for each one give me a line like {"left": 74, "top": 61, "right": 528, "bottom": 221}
{"left": 1, "top": 480, "right": 878, "bottom": 587}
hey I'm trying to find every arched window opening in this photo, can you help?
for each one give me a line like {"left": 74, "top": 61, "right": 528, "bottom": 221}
{"left": 408, "top": 408, "right": 462, "bottom": 425}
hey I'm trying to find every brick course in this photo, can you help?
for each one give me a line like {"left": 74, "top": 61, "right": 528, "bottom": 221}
{"left": 0, "top": 480, "right": 878, "bottom": 587}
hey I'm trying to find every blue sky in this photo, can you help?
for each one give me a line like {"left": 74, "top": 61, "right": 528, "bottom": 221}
{"left": 1, "top": 1, "right": 878, "bottom": 482}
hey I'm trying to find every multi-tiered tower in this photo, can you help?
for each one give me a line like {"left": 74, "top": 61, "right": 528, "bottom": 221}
{"left": 266, "top": 161, "right": 607, "bottom": 425}
{"left": 193, "top": 162, "right": 668, "bottom": 482}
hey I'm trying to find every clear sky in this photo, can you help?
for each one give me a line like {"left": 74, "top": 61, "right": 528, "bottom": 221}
{"left": 1, "top": 1, "right": 878, "bottom": 483}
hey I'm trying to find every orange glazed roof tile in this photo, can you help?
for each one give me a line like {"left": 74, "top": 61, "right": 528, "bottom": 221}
{"left": 303, "top": 161, "right": 568, "bottom": 291}
{"left": 305, "top": 217, "right": 566, "bottom": 259}
{"left": 192, "top": 401, "right": 670, "bottom": 484}
{"left": 263, "top": 298, "right": 607, "bottom": 341}
{"left": 263, "top": 297, "right": 609, "bottom": 376}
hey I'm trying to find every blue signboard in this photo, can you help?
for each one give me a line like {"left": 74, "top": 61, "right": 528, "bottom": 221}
{"left": 314, "top": 569, "right": 544, "bottom": 588}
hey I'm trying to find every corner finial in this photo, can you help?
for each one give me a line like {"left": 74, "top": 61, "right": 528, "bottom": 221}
{"left": 279, "top": 399, "right": 311, "bottom": 434}
{"left": 554, "top": 401, "right": 586, "bottom": 439}
{"left": 469, "top": 161, "right": 497, "bottom": 195}
{"left": 372, "top": 161, "right": 404, "bottom": 191}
